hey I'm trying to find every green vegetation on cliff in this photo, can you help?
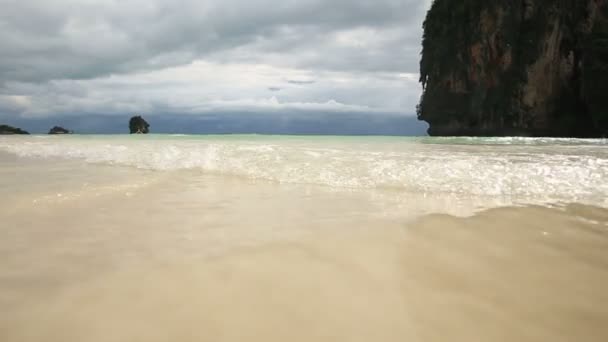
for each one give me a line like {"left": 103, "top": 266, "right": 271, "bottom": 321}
{"left": 418, "top": 0, "right": 608, "bottom": 137}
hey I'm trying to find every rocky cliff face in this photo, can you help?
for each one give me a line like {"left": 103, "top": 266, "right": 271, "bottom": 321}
{"left": 418, "top": 0, "right": 608, "bottom": 137}
{"left": 129, "top": 116, "right": 150, "bottom": 134}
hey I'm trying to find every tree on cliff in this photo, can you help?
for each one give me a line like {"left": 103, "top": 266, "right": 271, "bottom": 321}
{"left": 129, "top": 116, "right": 150, "bottom": 134}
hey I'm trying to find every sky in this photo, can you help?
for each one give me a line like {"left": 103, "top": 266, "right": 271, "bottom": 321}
{"left": 0, "top": 0, "right": 432, "bottom": 134}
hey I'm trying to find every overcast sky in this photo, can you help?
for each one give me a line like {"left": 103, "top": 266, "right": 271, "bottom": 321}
{"left": 0, "top": 0, "right": 432, "bottom": 131}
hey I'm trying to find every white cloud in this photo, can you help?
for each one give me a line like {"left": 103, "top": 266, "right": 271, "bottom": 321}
{"left": 0, "top": 0, "right": 432, "bottom": 120}
{"left": 6, "top": 60, "right": 421, "bottom": 118}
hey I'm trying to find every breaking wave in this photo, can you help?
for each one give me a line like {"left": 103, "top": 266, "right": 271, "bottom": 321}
{"left": 1, "top": 135, "right": 607, "bottom": 206}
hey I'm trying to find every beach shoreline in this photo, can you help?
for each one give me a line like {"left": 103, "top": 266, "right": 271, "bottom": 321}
{"left": 1, "top": 135, "right": 607, "bottom": 341}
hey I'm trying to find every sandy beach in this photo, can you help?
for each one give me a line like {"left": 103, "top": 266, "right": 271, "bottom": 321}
{"left": 1, "top": 135, "right": 607, "bottom": 341}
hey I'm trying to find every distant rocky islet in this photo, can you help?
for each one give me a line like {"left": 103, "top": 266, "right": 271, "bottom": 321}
{"left": 129, "top": 116, "right": 150, "bottom": 134}
{"left": 48, "top": 126, "right": 72, "bottom": 135}
{"left": 0, "top": 115, "right": 151, "bottom": 135}
{"left": 0, "top": 124, "right": 29, "bottom": 135}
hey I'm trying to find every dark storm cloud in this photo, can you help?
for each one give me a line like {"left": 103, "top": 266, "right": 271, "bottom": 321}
{"left": 0, "top": 0, "right": 430, "bottom": 84}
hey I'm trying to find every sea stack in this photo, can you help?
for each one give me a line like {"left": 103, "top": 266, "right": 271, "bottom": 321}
{"left": 0, "top": 124, "right": 29, "bottom": 135}
{"left": 129, "top": 115, "right": 150, "bottom": 134}
{"left": 48, "top": 126, "right": 72, "bottom": 134}
{"left": 418, "top": 0, "right": 608, "bottom": 137}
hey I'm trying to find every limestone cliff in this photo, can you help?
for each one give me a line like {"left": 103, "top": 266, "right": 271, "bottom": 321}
{"left": 418, "top": 0, "right": 608, "bottom": 137}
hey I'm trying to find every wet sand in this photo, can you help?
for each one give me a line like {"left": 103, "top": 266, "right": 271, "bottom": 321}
{"left": 2, "top": 205, "right": 607, "bottom": 342}
{"left": 1, "top": 151, "right": 607, "bottom": 341}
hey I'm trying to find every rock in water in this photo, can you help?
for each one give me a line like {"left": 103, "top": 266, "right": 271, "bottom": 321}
{"left": 48, "top": 126, "right": 72, "bottom": 134}
{"left": 0, "top": 124, "right": 29, "bottom": 135}
{"left": 129, "top": 116, "right": 150, "bottom": 134}
{"left": 418, "top": 0, "right": 608, "bottom": 137}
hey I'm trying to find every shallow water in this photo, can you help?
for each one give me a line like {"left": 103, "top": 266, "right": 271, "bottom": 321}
{"left": 0, "top": 135, "right": 607, "bottom": 341}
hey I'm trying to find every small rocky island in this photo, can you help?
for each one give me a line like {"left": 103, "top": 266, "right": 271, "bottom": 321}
{"left": 418, "top": 0, "right": 608, "bottom": 137}
{"left": 0, "top": 124, "right": 29, "bottom": 135}
{"left": 48, "top": 126, "right": 72, "bottom": 134}
{"left": 129, "top": 116, "right": 150, "bottom": 134}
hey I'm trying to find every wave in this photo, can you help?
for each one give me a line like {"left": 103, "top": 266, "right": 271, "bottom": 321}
{"left": 1, "top": 136, "right": 607, "bottom": 206}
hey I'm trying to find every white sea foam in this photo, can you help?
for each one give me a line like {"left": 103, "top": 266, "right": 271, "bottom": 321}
{"left": 1, "top": 135, "right": 607, "bottom": 206}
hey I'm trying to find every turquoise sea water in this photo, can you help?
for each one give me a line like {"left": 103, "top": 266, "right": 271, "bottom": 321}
{"left": 19, "top": 133, "right": 608, "bottom": 144}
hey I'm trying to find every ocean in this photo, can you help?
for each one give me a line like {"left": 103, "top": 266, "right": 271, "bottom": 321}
{"left": 1, "top": 134, "right": 607, "bottom": 341}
